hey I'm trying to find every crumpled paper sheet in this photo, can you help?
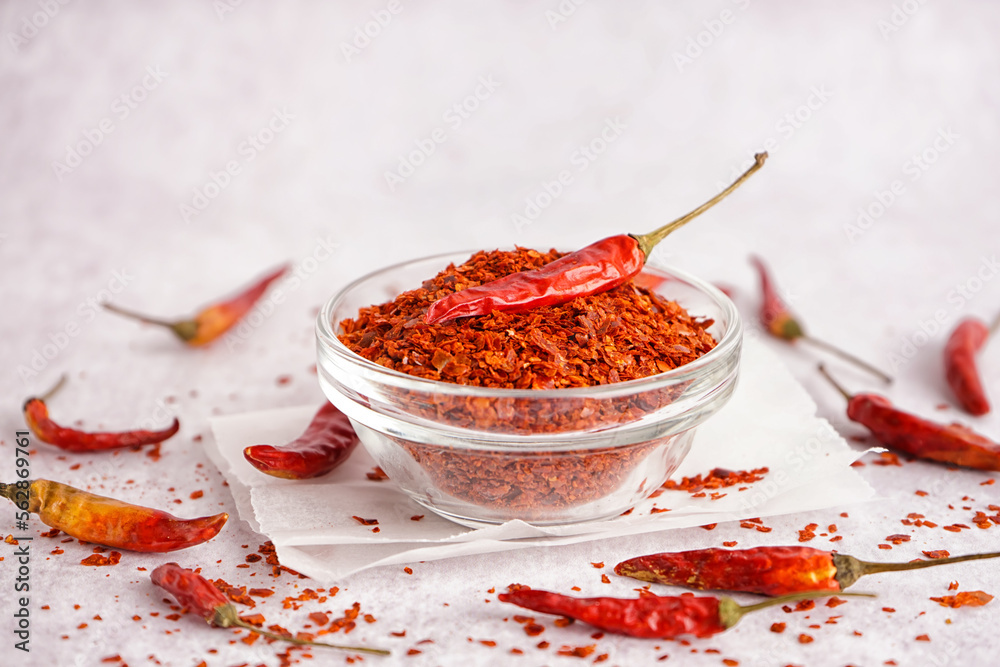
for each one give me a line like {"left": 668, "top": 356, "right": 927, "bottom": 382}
{"left": 206, "top": 338, "right": 875, "bottom": 583}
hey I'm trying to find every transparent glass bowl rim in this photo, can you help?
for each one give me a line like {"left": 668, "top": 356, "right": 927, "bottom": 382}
{"left": 316, "top": 250, "right": 741, "bottom": 401}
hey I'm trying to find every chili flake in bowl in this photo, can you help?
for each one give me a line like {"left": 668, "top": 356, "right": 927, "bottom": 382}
{"left": 316, "top": 249, "right": 741, "bottom": 526}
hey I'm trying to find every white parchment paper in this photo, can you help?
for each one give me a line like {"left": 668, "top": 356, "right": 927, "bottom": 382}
{"left": 207, "top": 339, "right": 875, "bottom": 583}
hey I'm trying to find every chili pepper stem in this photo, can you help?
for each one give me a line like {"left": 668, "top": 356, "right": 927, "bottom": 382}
{"left": 36, "top": 374, "right": 68, "bottom": 403}
{"left": 103, "top": 303, "right": 199, "bottom": 341}
{"left": 801, "top": 337, "right": 893, "bottom": 384}
{"left": 632, "top": 152, "right": 768, "bottom": 258}
{"left": 718, "top": 591, "right": 875, "bottom": 629}
{"left": 989, "top": 311, "right": 1000, "bottom": 337}
{"left": 0, "top": 482, "right": 16, "bottom": 503}
{"left": 213, "top": 605, "right": 390, "bottom": 656}
{"left": 817, "top": 363, "right": 853, "bottom": 401}
{"left": 834, "top": 551, "right": 1000, "bottom": 590}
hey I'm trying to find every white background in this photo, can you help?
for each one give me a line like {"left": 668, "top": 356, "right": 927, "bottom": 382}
{"left": 2, "top": 1, "right": 999, "bottom": 666}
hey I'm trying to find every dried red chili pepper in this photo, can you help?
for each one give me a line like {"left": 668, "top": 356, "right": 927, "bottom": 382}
{"left": 424, "top": 153, "right": 767, "bottom": 324}
{"left": 23, "top": 376, "right": 179, "bottom": 452}
{"left": 497, "top": 588, "right": 870, "bottom": 639}
{"left": 819, "top": 364, "right": 1000, "bottom": 470}
{"left": 0, "top": 479, "right": 227, "bottom": 552}
{"left": 944, "top": 315, "right": 999, "bottom": 416}
{"left": 151, "top": 563, "right": 389, "bottom": 655}
{"left": 615, "top": 546, "right": 1000, "bottom": 596}
{"left": 750, "top": 256, "right": 892, "bottom": 383}
{"left": 104, "top": 264, "right": 288, "bottom": 346}
{"left": 243, "top": 402, "right": 358, "bottom": 479}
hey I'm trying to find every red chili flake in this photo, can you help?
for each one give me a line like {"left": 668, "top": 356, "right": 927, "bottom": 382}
{"left": 650, "top": 507, "right": 671, "bottom": 514}
{"left": 723, "top": 660, "right": 739, "bottom": 666}
{"left": 755, "top": 525, "right": 773, "bottom": 533}
{"left": 916, "top": 635, "right": 931, "bottom": 641}
{"left": 479, "top": 639, "right": 497, "bottom": 647}
{"left": 410, "top": 515, "right": 424, "bottom": 521}
{"left": 80, "top": 552, "right": 122, "bottom": 567}
{"left": 557, "top": 644, "right": 597, "bottom": 658}
{"left": 982, "top": 479, "right": 996, "bottom": 486}
{"left": 524, "top": 623, "right": 545, "bottom": 636}
{"left": 248, "top": 588, "right": 274, "bottom": 598}
{"left": 770, "top": 622, "right": 786, "bottom": 633}
{"left": 538, "top": 641, "right": 551, "bottom": 649}
{"left": 930, "top": 590, "right": 994, "bottom": 608}
{"left": 595, "top": 654, "right": 610, "bottom": 663}
{"left": 554, "top": 617, "right": 574, "bottom": 628}
{"left": 923, "top": 550, "right": 950, "bottom": 559}
{"left": 882, "top": 607, "right": 896, "bottom": 613}
{"left": 798, "top": 634, "right": 814, "bottom": 644}
{"left": 403, "top": 567, "right": 413, "bottom": 575}
{"left": 276, "top": 375, "right": 292, "bottom": 386}
{"left": 41, "top": 528, "right": 61, "bottom": 538}
{"left": 406, "top": 649, "right": 421, "bottom": 656}
{"left": 949, "top": 581, "right": 960, "bottom": 591}
{"left": 878, "top": 544, "right": 892, "bottom": 550}
{"left": 872, "top": 452, "right": 902, "bottom": 466}
{"left": 511, "top": 648, "right": 524, "bottom": 655}
{"left": 794, "top": 600, "right": 815, "bottom": 612}
{"left": 663, "top": 467, "right": 768, "bottom": 494}
{"left": 826, "top": 597, "right": 848, "bottom": 608}
{"left": 723, "top": 541, "right": 738, "bottom": 547}
{"left": 798, "top": 528, "right": 816, "bottom": 542}
{"left": 189, "top": 490, "right": 204, "bottom": 500}
{"left": 829, "top": 535, "right": 843, "bottom": 542}
{"left": 591, "top": 562, "right": 604, "bottom": 568}
{"left": 702, "top": 523, "right": 718, "bottom": 531}
{"left": 308, "top": 612, "right": 329, "bottom": 626}
{"left": 600, "top": 574, "right": 611, "bottom": 584}
{"left": 915, "top": 490, "right": 929, "bottom": 496}
{"left": 100, "top": 656, "right": 122, "bottom": 663}
{"left": 4, "top": 535, "right": 18, "bottom": 545}
{"left": 352, "top": 516, "right": 378, "bottom": 526}
{"left": 886, "top": 534, "right": 911, "bottom": 544}
{"left": 240, "top": 614, "right": 266, "bottom": 626}
{"left": 366, "top": 466, "right": 389, "bottom": 481}
{"left": 391, "top": 630, "right": 406, "bottom": 637}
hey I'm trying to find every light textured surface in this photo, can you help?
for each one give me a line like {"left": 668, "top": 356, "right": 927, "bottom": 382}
{"left": 2, "top": 1, "right": 999, "bottom": 666}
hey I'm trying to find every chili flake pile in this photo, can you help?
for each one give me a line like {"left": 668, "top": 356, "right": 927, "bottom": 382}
{"left": 339, "top": 248, "right": 717, "bottom": 389}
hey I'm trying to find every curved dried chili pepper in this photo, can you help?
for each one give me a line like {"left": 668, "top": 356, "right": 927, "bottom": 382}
{"left": 944, "top": 315, "right": 998, "bottom": 416}
{"left": 243, "top": 402, "right": 358, "bottom": 479}
{"left": 497, "top": 588, "right": 871, "bottom": 639}
{"left": 151, "top": 563, "right": 389, "bottom": 655}
{"left": 750, "top": 256, "right": 892, "bottom": 383}
{"left": 615, "top": 546, "right": 1000, "bottom": 596}
{"left": 23, "top": 375, "right": 179, "bottom": 452}
{"left": 424, "top": 153, "right": 767, "bottom": 324}
{"left": 104, "top": 264, "right": 288, "bottom": 346}
{"left": 0, "top": 479, "right": 227, "bottom": 552}
{"left": 819, "top": 364, "right": 1000, "bottom": 470}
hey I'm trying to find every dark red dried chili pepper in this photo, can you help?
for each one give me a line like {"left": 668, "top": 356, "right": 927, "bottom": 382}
{"left": 151, "top": 563, "right": 389, "bottom": 655}
{"left": 23, "top": 376, "right": 179, "bottom": 452}
{"left": 819, "top": 364, "right": 1000, "bottom": 470}
{"left": 0, "top": 479, "right": 227, "bottom": 552}
{"left": 750, "top": 256, "right": 892, "bottom": 383}
{"left": 424, "top": 153, "right": 767, "bottom": 324}
{"left": 104, "top": 264, "right": 288, "bottom": 346}
{"left": 615, "top": 546, "right": 1000, "bottom": 596}
{"left": 944, "top": 315, "right": 998, "bottom": 416}
{"left": 497, "top": 588, "right": 870, "bottom": 639}
{"left": 243, "top": 402, "right": 358, "bottom": 479}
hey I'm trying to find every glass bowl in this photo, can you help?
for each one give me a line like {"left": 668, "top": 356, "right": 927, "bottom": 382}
{"left": 316, "top": 251, "right": 742, "bottom": 527}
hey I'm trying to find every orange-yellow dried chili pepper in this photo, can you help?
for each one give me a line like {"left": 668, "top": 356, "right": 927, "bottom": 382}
{"left": 23, "top": 375, "right": 179, "bottom": 452}
{"left": 151, "top": 563, "right": 389, "bottom": 655}
{"left": 0, "top": 479, "right": 227, "bottom": 552}
{"left": 104, "top": 264, "right": 288, "bottom": 346}
{"left": 750, "top": 255, "right": 892, "bottom": 383}
{"left": 615, "top": 546, "right": 1000, "bottom": 596}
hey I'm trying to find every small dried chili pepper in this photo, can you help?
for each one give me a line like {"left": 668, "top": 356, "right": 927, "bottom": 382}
{"left": 750, "top": 256, "right": 892, "bottom": 383}
{"left": 615, "top": 546, "right": 1000, "bottom": 596}
{"left": 23, "top": 375, "right": 179, "bottom": 452}
{"left": 104, "top": 264, "right": 288, "bottom": 346}
{"left": 0, "top": 479, "right": 227, "bottom": 552}
{"left": 424, "top": 153, "right": 767, "bottom": 324}
{"left": 944, "top": 315, "right": 999, "bottom": 416}
{"left": 819, "top": 364, "right": 1000, "bottom": 470}
{"left": 243, "top": 402, "right": 358, "bottom": 479}
{"left": 497, "top": 588, "right": 871, "bottom": 639}
{"left": 151, "top": 563, "right": 389, "bottom": 655}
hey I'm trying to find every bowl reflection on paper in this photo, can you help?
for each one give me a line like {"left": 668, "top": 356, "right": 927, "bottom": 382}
{"left": 316, "top": 252, "right": 741, "bottom": 527}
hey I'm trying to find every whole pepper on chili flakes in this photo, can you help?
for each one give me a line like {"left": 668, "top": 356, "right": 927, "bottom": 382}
{"left": 339, "top": 248, "right": 717, "bottom": 390}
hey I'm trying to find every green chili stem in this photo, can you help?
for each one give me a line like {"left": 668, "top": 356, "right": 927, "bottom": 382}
{"left": 103, "top": 303, "right": 179, "bottom": 329}
{"left": 988, "top": 311, "right": 1000, "bottom": 337}
{"left": 855, "top": 551, "right": 1000, "bottom": 576}
{"left": 632, "top": 152, "right": 768, "bottom": 258}
{"left": 801, "top": 337, "right": 893, "bottom": 384}
{"left": 719, "top": 591, "right": 874, "bottom": 629}
{"left": 817, "top": 364, "right": 853, "bottom": 401}
{"left": 214, "top": 605, "right": 389, "bottom": 655}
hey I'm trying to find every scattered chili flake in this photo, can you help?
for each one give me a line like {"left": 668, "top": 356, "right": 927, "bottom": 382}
{"left": 479, "top": 639, "right": 497, "bottom": 647}
{"left": 662, "top": 467, "right": 768, "bottom": 494}
{"left": 407, "top": 649, "right": 421, "bottom": 656}
{"left": 878, "top": 544, "right": 892, "bottom": 550}
{"left": 723, "top": 660, "right": 739, "bottom": 666}
{"left": 248, "top": 588, "right": 274, "bottom": 598}
{"left": 798, "top": 634, "right": 814, "bottom": 644}
{"left": 557, "top": 644, "right": 596, "bottom": 658}
{"left": 212, "top": 579, "right": 256, "bottom": 608}
{"left": 308, "top": 612, "right": 329, "bottom": 626}
{"left": 591, "top": 562, "right": 604, "bottom": 568}
{"left": 352, "top": 516, "right": 378, "bottom": 526}
{"left": 600, "top": 574, "right": 610, "bottom": 584}
{"left": 595, "top": 654, "right": 610, "bottom": 663}
{"left": 100, "top": 656, "right": 121, "bottom": 663}
{"left": 403, "top": 567, "right": 413, "bottom": 575}
{"left": 511, "top": 648, "right": 524, "bottom": 655}
{"left": 80, "top": 552, "right": 122, "bottom": 567}
{"left": 923, "top": 550, "right": 950, "bottom": 560}
{"left": 524, "top": 622, "right": 545, "bottom": 636}
{"left": 794, "top": 600, "right": 815, "bottom": 612}
{"left": 410, "top": 515, "right": 424, "bottom": 521}
{"left": 948, "top": 581, "right": 959, "bottom": 591}
{"left": 189, "top": 490, "right": 204, "bottom": 500}
{"left": 4, "top": 535, "right": 18, "bottom": 544}
{"left": 366, "top": 466, "right": 389, "bottom": 481}
{"left": 537, "top": 641, "right": 551, "bottom": 649}
{"left": 554, "top": 617, "right": 574, "bottom": 628}
{"left": 826, "top": 597, "right": 848, "bottom": 608}
{"left": 770, "top": 622, "right": 786, "bottom": 633}
{"left": 930, "top": 591, "right": 993, "bottom": 607}
{"left": 872, "top": 451, "right": 902, "bottom": 466}
{"left": 915, "top": 490, "right": 929, "bottom": 496}
{"left": 702, "top": 523, "right": 718, "bottom": 531}
{"left": 886, "top": 534, "right": 911, "bottom": 545}
{"left": 916, "top": 635, "right": 930, "bottom": 641}
{"left": 982, "top": 479, "right": 996, "bottom": 486}
{"left": 882, "top": 608, "right": 896, "bottom": 613}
